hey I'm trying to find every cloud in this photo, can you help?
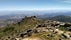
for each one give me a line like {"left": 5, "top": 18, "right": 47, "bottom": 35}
{"left": 62, "top": 0, "right": 71, "bottom": 3}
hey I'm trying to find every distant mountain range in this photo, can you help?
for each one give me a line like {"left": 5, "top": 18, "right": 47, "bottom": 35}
{"left": 0, "top": 11, "right": 71, "bottom": 27}
{"left": 47, "top": 15, "right": 71, "bottom": 23}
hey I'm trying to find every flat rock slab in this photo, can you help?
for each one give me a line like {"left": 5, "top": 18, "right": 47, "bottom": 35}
{"left": 22, "top": 37, "right": 43, "bottom": 40}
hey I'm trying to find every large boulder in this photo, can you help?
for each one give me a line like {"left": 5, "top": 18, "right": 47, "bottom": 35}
{"left": 61, "top": 33, "right": 70, "bottom": 39}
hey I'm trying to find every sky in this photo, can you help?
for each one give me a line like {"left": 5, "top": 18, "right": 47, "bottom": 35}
{"left": 0, "top": 0, "right": 71, "bottom": 11}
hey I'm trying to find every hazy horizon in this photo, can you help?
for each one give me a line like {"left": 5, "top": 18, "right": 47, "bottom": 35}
{"left": 0, "top": 10, "right": 71, "bottom": 15}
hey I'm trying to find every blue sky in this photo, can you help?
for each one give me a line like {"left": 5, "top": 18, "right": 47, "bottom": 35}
{"left": 0, "top": 0, "right": 71, "bottom": 10}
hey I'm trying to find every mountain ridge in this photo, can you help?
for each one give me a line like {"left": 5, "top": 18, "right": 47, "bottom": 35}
{"left": 0, "top": 16, "right": 71, "bottom": 40}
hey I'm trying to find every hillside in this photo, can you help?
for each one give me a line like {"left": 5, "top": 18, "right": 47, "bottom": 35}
{"left": 0, "top": 16, "right": 44, "bottom": 40}
{"left": 0, "top": 16, "right": 71, "bottom": 40}
{"left": 48, "top": 15, "right": 71, "bottom": 23}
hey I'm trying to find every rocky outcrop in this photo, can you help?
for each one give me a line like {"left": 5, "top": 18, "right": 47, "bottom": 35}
{"left": 1, "top": 16, "right": 71, "bottom": 40}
